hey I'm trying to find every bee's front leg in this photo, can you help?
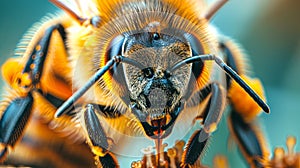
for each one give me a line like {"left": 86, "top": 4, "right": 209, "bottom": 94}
{"left": 82, "top": 104, "right": 119, "bottom": 168}
{"left": 220, "top": 40, "right": 269, "bottom": 167}
{"left": 227, "top": 76, "right": 269, "bottom": 167}
{"left": 228, "top": 109, "right": 267, "bottom": 167}
{"left": 0, "top": 23, "right": 70, "bottom": 163}
{"left": 181, "top": 82, "right": 226, "bottom": 167}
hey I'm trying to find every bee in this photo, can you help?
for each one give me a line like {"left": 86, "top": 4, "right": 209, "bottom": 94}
{"left": 0, "top": 0, "right": 270, "bottom": 167}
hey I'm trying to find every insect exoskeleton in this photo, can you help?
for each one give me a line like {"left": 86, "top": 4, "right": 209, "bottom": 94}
{"left": 68, "top": 0, "right": 214, "bottom": 137}
{"left": 0, "top": 0, "right": 271, "bottom": 167}
{"left": 70, "top": 6, "right": 217, "bottom": 161}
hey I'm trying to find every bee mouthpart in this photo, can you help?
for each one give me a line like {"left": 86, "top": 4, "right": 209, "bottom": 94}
{"left": 131, "top": 101, "right": 184, "bottom": 139}
{"left": 146, "top": 112, "right": 172, "bottom": 135}
{"left": 150, "top": 116, "right": 166, "bottom": 127}
{"left": 147, "top": 114, "right": 171, "bottom": 137}
{"left": 148, "top": 112, "right": 166, "bottom": 122}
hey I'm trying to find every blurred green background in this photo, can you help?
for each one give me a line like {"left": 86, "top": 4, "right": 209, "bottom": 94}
{"left": 0, "top": 0, "right": 300, "bottom": 167}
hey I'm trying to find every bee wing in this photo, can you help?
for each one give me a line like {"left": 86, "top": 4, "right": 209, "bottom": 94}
{"left": 50, "top": 0, "right": 99, "bottom": 20}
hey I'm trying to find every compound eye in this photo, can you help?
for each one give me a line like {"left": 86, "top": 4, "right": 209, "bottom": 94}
{"left": 142, "top": 67, "right": 154, "bottom": 78}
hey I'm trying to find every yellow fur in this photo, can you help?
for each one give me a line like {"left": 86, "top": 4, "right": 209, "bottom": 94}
{"left": 0, "top": 0, "right": 270, "bottom": 167}
{"left": 65, "top": 0, "right": 219, "bottom": 140}
{"left": 228, "top": 75, "right": 266, "bottom": 122}
{"left": 1, "top": 58, "right": 28, "bottom": 97}
{"left": 72, "top": 0, "right": 217, "bottom": 104}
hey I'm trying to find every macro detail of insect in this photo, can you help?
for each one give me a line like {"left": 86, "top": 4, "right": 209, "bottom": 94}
{"left": 0, "top": 0, "right": 273, "bottom": 167}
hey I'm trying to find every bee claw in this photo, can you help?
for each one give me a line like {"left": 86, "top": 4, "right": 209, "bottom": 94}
{"left": 0, "top": 146, "right": 8, "bottom": 163}
{"left": 97, "top": 152, "right": 119, "bottom": 168}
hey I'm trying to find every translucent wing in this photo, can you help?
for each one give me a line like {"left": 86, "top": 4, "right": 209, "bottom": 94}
{"left": 50, "top": 0, "right": 99, "bottom": 23}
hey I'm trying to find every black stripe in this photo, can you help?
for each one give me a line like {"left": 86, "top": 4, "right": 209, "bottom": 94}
{"left": 184, "top": 33, "right": 205, "bottom": 99}
{"left": 219, "top": 42, "right": 239, "bottom": 89}
{"left": 105, "top": 35, "right": 131, "bottom": 104}
{"left": 229, "top": 111, "right": 264, "bottom": 167}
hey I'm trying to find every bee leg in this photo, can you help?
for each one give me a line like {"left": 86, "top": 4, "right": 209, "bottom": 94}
{"left": 228, "top": 110, "right": 266, "bottom": 167}
{"left": 0, "top": 23, "right": 70, "bottom": 163}
{"left": 1, "top": 23, "right": 69, "bottom": 102}
{"left": 220, "top": 41, "right": 269, "bottom": 167}
{"left": 83, "top": 104, "right": 119, "bottom": 168}
{"left": 182, "top": 82, "right": 226, "bottom": 166}
{"left": 21, "top": 24, "right": 67, "bottom": 86}
{"left": 0, "top": 93, "right": 33, "bottom": 162}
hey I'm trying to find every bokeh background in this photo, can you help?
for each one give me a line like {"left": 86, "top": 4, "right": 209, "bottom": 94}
{"left": 0, "top": 0, "right": 300, "bottom": 167}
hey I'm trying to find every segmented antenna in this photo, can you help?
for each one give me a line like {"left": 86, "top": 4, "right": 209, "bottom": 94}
{"left": 168, "top": 54, "right": 270, "bottom": 113}
{"left": 55, "top": 56, "right": 145, "bottom": 118}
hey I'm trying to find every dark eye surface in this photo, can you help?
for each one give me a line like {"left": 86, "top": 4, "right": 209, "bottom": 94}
{"left": 152, "top": 32, "right": 160, "bottom": 40}
{"left": 142, "top": 67, "right": 154, "bottom": 78}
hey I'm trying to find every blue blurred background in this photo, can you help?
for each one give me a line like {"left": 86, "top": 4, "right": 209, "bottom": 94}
{"left": 0, "top": 0, "right": 300, "bottom": 167}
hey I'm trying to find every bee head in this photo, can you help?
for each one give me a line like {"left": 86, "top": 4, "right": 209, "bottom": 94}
{"left": 116, "top": 30, "right": 196, "bottom": 138}
{"left": 104, "top": 21, "right": 205, "bottom": 138}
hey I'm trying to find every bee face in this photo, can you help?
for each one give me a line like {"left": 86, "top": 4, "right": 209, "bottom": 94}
{"left": 121, "top": 30, "right": 192, "bottom": 126}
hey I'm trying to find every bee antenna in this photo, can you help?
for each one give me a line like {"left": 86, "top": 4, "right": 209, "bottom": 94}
{"left": 168, "top": 54, "right": 270, "bottom": 113}
{"left": 49, "top": 0, "right": 87, "bottom": 24}
{"left": 204, "top": 0, "right": 228, "bottom": 21}
{"left": 55, "top": 56, "right": 145, "bottom": 118}
{"left": 121, "top": 57, "right": 146, "bottom": 70}
{"left": 55, "top": 56, "right": 120, "bottom": 118}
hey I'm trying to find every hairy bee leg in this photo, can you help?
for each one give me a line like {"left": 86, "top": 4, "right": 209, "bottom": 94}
{"left": 0, "top": 94, "right": 33, "bottom": 162}
{"left": 17, "top": 22, "right": 72, "bottom": 111}
{"left": 182, "top": 82, "right": 226, "bottom": 166}
{"left": 83, "top": 104, "right": 119, "bottom": 168}
{"left": 22, "top": 24, "right": 66, "bottom": 86}
{"left": 228, "top": 110, "right": 265, "bottom": 167}
{"left": 84, "top": 104, "right": 110, "bottom": 154}
{"left": 220, "top": 41, "right": 269, "bottom": 167}
{"left": 2, "top": 23, "right": 69, "bottom": 107}
{"left": 182, "top": 130, "right": 209, "bottom": 167}
{"left": 0, "top": 22, "right": 73, "bottom": 164}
